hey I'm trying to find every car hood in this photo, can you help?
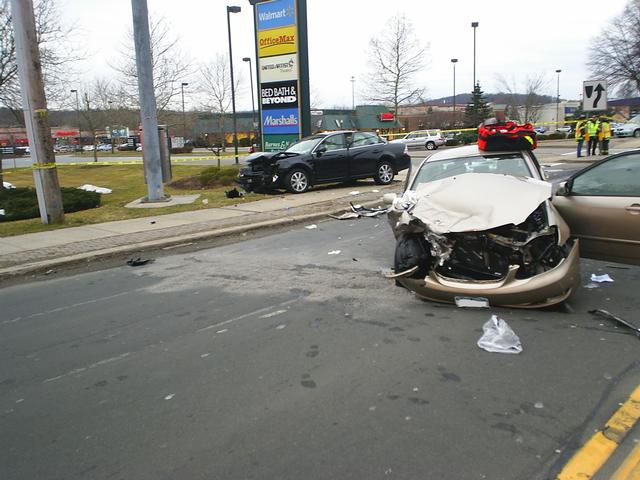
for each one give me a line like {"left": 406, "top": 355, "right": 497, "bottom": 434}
{"left": 392, "top": 173, "right": 553, "bottom": 234}
{"left": 243, "top": 151, "right": 299, "bottom": 165}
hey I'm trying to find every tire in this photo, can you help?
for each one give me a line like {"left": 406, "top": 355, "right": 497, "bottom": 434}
{"left": 373, "top": 161, "right": 395, "bottom": 185}
{"left": 285, "top": 168, "right": 310, "bottom": 194}
{"left": 634, "top": 129, "right": 640, "bottom": 138}
{"left": 425, "top": 141, "right": 436, "bottom": 150}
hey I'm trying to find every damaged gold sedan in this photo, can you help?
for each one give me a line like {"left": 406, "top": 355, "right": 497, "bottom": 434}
{"left": 384, "top": 146, "right": 583, "bottom": 308}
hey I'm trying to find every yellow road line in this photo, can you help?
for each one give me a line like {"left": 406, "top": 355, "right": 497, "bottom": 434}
{"left": 557, "top": 386, "right": 640, "bottom": 480}
{"left": 611, "top": 443, "right": 640, "bottom": 480}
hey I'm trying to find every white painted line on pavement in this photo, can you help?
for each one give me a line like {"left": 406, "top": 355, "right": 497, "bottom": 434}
{"left": 43, "top": 352, "right": 131, "bottom": 383}
{"left": 197, "top": 298, "right": 299, "bottom": 333}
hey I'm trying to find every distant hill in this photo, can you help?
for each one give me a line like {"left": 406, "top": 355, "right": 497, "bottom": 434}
{"left": 429, "top": 93, "right": 556, "bottom": 105}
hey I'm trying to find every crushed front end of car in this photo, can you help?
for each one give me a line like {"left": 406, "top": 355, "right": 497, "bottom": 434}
{"left": 387, "top": 173, "right": 580, "bottom": 308}
{"left": 237, "top": 152, "right": 284, "bottom": 192}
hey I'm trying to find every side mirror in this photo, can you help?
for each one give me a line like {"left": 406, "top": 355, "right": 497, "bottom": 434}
{"left": 315, "top": 146, "right": 326, "bottom": 157}
{"left": 555, "top": 181, "right": 570, "bottom": 196}
{"left": 383, "top": 193, "right": 397, "bottom": 205}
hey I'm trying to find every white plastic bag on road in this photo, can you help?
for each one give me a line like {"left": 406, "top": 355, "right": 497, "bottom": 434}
{"left": 477, "top": 315, "right": 523, "bottom": 354}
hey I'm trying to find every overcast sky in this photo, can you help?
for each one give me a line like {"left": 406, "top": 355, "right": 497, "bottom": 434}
{"left": 61, "top": 0, "right": 630, "bottom": 111}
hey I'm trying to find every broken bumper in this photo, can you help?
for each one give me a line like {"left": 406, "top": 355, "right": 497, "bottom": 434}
{"left": 398, "top": 239, "right": 581, "bottom": 308}
{"left": 237, "top": 169, "right": 280, "bottom": 192}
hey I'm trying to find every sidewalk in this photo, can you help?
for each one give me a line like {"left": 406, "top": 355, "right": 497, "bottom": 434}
{"left": 0, "top": 179, "right": 401, "bottom": 279}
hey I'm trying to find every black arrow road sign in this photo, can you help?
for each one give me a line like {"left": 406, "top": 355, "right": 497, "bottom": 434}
{"left": 593, "top": 84, "right": 605, "bottom": 108}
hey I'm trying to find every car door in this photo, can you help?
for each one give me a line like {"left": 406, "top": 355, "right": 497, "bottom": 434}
{"left": 348, "top": 132, "right": 382, "bottom": 178}
{"left": 311, "top": 133, "right": 348, "bottom": 182}
{"left": 553, "top": 151, "right": 640, "bottom": 265}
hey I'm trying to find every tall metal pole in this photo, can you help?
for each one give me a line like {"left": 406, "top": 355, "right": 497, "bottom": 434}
{"left": 451, "top": 58, "right": 458, "bottom": 127}
{"left": 350, "top": 76, "right": 355, "bottom": 110}
{"left": 11, "top": 0, "right": 64, "bottom": 224}
{"left": 471, "top": 22, "right": 478, "bottom": 89}
{"left": 181, "top": 82, "right": 188, "bottom": 138}
{"left": 555, "top": 69, "right": 562, "bottom": 130}
{"left": 243, "top": 57, "right": 256, "bottom": 146}
{"left": 70, "top": 89, "right": 80, "bottom": 150}
{"left": 227, "top": 6, "right": 241, "bottom": 164}
{"left": 131, "top": 0, "right": 165, "bottom": 201}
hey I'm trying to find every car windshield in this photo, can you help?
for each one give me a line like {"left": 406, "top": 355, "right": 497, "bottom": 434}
{"left": 285, "top": 136, "right": 324, "bottom": 154}
{"left": 411, "top": 153, "right": 534, "bottom": 188}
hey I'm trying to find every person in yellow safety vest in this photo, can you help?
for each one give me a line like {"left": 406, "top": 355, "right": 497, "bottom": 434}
{"left": 586, "top": 115, "right": 600, "bottom": 156}
{"left": 575, "top": 115, "right": 586, "bottom": 157}
{"left": 599, "top": 117, "right": 612, "bottom": 155}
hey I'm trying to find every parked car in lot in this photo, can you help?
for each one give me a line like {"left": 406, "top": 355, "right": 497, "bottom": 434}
{"left": 384, "top": 145, "right": 639, "bottom": 308}
{"left": 533, "top": 126, "right": 547, "bottom": 134}
{"left": 557, "top": 125, "right": 573, "bottom": 133}
{"left": 82, "top": 145, "right": 95, "bottom": 151}
{"left": 613, "top": 122, "right": 640, "bottom": 137}
{"left": 117, "top": 143, "right": 137, "bottom": 151}
{"left": 391, "top": 129, "right": 445, "bottom": 150}
{"left": 96, "top": 143, "right": 112, "bottom": 151}
{"left": 238, "top": 131, "right": 410, "bottom": 194}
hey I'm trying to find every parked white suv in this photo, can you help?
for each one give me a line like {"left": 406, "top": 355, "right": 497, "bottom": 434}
{"left": 392, "top": 130, "right": 445, "bottom": 150}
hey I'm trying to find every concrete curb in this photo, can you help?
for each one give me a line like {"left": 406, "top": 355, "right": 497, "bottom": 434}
{"left": 0, "top": 197, "right": 387, "bottom": 280}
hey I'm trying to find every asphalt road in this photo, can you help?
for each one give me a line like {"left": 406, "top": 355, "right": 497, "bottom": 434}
{"left": 1, "top": 219, "right": 639, "bottom": 480}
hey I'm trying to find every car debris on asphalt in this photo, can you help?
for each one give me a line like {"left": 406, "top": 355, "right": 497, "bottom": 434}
{"left": 225, "top": 187, "right": 244, "bottom": 199}
{"left": 589, "top": 309, "right": 640, "bottom": 337}
{"left": 329, "top": 202, "right": 388, "bottom": 220}
{"left": 126, "top": 257, "right": 154, "bottom": 267}
{"left": 477, "top": 315, "right": 523, "bottom": 354}
{"left": 590, "top": 273, "right": 614, "bottom": 283}
{"left": 305, "top": 224, "right": 318, "bottom": 230}
{"left": 327, "top": 250, "right": 342, "bottom": 255}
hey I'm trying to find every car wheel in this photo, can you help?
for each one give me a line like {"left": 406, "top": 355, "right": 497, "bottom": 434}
{"left": 634, "top": 129, "right": 640, "bottom": 138}
{"left": 425, "top": 141, "right": 436, "bottom": 150}
{"left": 285, "top": 169, "right": 310, "bottom": 193}
{"left": 374, "top": 161, "right": 395, "bottom": 185}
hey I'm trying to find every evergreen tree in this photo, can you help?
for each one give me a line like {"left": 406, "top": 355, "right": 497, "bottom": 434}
{"left": 464, "top": 83, "right": 493, "bottom": 127}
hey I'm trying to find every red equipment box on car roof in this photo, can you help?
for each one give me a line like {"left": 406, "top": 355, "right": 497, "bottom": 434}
{"left": 478, "top": 120, "right": 537, "bottom": 151}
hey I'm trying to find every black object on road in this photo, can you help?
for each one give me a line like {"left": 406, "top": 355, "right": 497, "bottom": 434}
{"left": 127, "top": 257, "right": 154, "bottom": 267}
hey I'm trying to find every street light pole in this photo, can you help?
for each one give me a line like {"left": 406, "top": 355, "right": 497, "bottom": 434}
{"left": 350, "top": 76, "right": 355, "bottom": 110}
{"left": 227, "top": 5, "right": 241, "bottom": 164}
{"left": 451, "top": 58, "right": 458, "bottom": 127}
{"left": 555, "top": 69, "right": 562, "bottom": 130}
{"left": 70, "top": 89, "right": 80, "bottom": 150}
{"left": 181, "top": 82, "right": 188, "bottom": 138}
{"left": 471, "top": 22, "right": 478, "bottom": 89}
{"left": 108, "top": 101, "right": 114, "bottom": 153}
{"left": 242, "top": 57, "right": 256, "bottom": 147}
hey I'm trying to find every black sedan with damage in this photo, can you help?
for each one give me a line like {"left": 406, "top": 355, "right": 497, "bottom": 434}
{"left": 237, "top": 131, "right": 411, "bottom": 193}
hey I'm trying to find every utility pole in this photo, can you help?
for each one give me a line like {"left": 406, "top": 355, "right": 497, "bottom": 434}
{"left": 131, "top": 0, "right": 165, "bottom": 201}
{"left": 350, "top": 76, "right": 355, "bottom": 110}
{"left": 10, "top": 0, "right": 64, "bottom": 224}
{"left": 227, "top": 5, "right": 241, "bottom": 165}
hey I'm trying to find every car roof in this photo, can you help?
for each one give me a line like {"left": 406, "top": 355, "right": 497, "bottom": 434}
{"left": 424, "top": 145, "right": 524, "bottom": 162}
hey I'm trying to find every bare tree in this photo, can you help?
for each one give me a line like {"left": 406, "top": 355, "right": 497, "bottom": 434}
{"left": 496, "top": 74, "right": 549, "bottom": 124}
{"left": 198, "top": 53, "right": 243, "bottom": 152}
{"left": 589, "top": 0, "right": 640, "bottom": 96}
{"left": 364, "top": 14, "right": 428, "bottom": 114}
{"left": 114, "top": 16, "right": 191, "bottom": 113}
{"left": 0, "top": 0, "right": 80, "bottom": 121}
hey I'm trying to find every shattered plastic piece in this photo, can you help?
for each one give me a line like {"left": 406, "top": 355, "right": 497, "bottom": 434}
{"left": 126, "top": 257, "right": 154, "bottom": 267}
{"left": 327, "top": 250, "right": 342, "bottom": 255}
{"left": 329, "top": 212, "right": 360, "bottom": 220}
{"left": 372, "top": 189, "right": 380, "bottom": 193}
{"left": 202, "top": 198, "right": 209, "bottom": 204}
{"left": 589, "top": 309, "right": 640, "bottom": 337}
{"left": 382, "top": 266, "right": 419, "bottom": 279}
{"left": 477, "top": 315, "right": 523, "bottom": 354}
{"left": 225, "top": 187, "right": 244, "bottom": 198}
{"left": 3, "top": 181, "right": 15, "bottom": 189}
{"left": 583, "top": 283, "right": 599, "bottom": 289}
{"left": 78, "top": 184, "right": 112, "bottom": 194}
{"left": 455, "top": 297, "right": 490, "bottom": 308}
{"left": 305, "top": 224, "right": 318, "bottom": 230}
{"left": 349, "top": 191, "right": 360, "bottom": 195}
{"left": 590, "top": 273, "right": 614, "bottom": 283}
{"left": 0, "top": 209, "right": 4, "bottom": 216}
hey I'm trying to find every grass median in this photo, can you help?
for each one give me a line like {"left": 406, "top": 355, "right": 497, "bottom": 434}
{"left": 0, "top": 163, "right": 268, "bottom": 237}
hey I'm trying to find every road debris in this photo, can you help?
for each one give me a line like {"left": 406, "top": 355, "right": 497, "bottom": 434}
{"left": 78, "top": 184, "right": 112, "bottom": 194}
{"left": 2, "top": 181, "right": 15, "bottom": 188}
{"left": 590, "top": 273, "right": 614, "bottom": 283}
{"left": 225, "top": 187, "right": 244, "bottom": 199}
{"left": 589, "top": 309, "right": 640, "bottom": 337}
{"left": 126, "top": 257, "right": 154, "bottom": 267}
{"left": 202, "top": 198, "right": 209, "bottom": 204}
{"left": 329, "top": 211, "right": 360, "bottom": 220}
{"left": 455, "top": 296, "right": 490, "bottom": 308}
{"left": 328, "top": 250, "right": 342, "bottom": 255}
{"left": 477, "top": 315, "right": 523, "bottom": 354}
{"left": 305, "top": 224, "right": 318, "bottom": 230}
{"left": 0, "top": 209, "right": 5, "bottom": 216}
{"left": 349, "top": 191, "right": 360, "bottom": 195}
{"left": 330, "top": 202, "right": 388, "bottom": 220}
